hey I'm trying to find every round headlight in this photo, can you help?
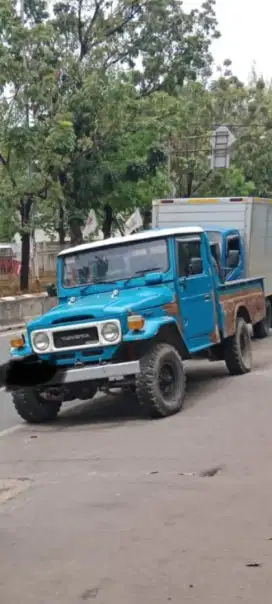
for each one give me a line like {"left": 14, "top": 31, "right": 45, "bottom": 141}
{"left": 33, "top": 332, "right": 50, "bottom": 352}
{"left": 101, "top": 322, "right": 119, "bottom": 343}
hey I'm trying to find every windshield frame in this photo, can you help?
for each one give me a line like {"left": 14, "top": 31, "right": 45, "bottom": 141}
{"left": 60, "top": 236, "right": 170, "bottom": 290}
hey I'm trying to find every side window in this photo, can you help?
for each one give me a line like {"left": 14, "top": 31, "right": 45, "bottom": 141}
{"left": 176, "top": 237, "right": 203, "bottom": 277}
{"left": 226, "top": 235, "right": 240, "bottom": 269}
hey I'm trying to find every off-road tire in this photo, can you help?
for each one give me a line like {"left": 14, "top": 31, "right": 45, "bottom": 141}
{"left": 253, "top": 300, "right": 271, "bottom": 339}
{"left": 136, "top": 343, "right": 186, "bottom": 418}
{"left": 224, "top": 317, "right": 252, "bottom": 376}
{"left": 12, "top": 389, "right": 62, "bottom": 424}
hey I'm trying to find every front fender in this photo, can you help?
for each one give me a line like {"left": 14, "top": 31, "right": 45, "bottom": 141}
{"left": 10, "top": 344, "right": 33, "bottom": 358}
{"left": 10, "top": 330, "right": 32, "bottom": 359}
{"left": 123, "top": 315, "right": 179, "bottom": 342}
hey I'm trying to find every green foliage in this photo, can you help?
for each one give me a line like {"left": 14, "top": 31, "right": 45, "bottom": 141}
{"left": 0, "top": 0, "right": 220, "bottom": 253}
{"left": 2, "top": 0, "right": 272, "bottom": 290}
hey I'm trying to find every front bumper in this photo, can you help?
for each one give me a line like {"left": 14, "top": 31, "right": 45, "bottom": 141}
{"left": 45, "top": 360, "right": 140, "bottom": 387}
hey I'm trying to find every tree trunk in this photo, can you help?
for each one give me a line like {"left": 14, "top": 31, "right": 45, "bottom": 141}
{"left": 20, "top": 232, "right": 30, "bottom": 291}
{"left": 186, "top": 171, "right": 194, "bottom": 197}
{"left": 58, "top": 201, "right": 65, "bottom": 246}
{"left": 19, "top": 196, "right": 33, "bottom": 292}
{"left": 143, "top": 208, "right": 152, "bottom": 230}
{"left": 69, "top": 218, "right": 83, "bottom": 245}
{"left": 102, "top": 204, "right": 113, "bottom": 239}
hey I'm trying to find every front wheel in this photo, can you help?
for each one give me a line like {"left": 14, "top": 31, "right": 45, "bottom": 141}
{"left": 12, "top": 389, "right": 63, "bottom": 424}
{"left": 136, "top": 343, "right": 186, "bottom": 418}
{"left": 224, "top": 317, "right": 252, "bottom": 376}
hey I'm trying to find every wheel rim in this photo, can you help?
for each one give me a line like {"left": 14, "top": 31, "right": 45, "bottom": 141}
{"left": 159, "top": 362, "right": 177, "bottom": 400}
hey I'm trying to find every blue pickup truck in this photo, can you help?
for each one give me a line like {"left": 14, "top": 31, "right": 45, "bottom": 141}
{"left": 8, "top": 226, "right": 265, "bottom": 423}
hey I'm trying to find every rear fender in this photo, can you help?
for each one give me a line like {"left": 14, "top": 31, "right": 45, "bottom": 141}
{"left": 218, "top": 277, "right": 265, "bottom": 337}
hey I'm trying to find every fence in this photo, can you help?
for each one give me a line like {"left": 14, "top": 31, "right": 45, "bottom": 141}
{"left": 33, "top": 242, "right": 70, "bottom": 274}
{"left": 0, "top": 242, "right": 70, "bottom": 295}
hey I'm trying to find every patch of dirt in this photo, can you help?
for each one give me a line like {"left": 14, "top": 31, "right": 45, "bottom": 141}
{"left": 0, "top": 479, "right": 31, "bottom": 504}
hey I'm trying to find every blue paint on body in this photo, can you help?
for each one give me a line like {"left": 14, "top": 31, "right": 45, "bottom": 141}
{"left": 11, "top": 230, "right": 265, "bottom": 367}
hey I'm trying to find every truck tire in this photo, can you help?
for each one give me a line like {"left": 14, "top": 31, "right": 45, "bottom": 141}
{"left": 12, "top": 389, "right": 62, "bottom": 424}
{"left": 253, "top": 300, "right": 271, "bottom": 339}
{"left": 224, "top": 317, "right": 252, "bottom": 376}
{"left": 136, "top": 343, "right": 185, "bottom": 418}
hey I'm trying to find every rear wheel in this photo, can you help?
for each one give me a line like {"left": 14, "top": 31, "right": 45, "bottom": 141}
{"left": 12, "top": 389, "right": 63, "bottom": 424}
{"left": 136, "top": 343, "right": 186, "bottom": 418}
{"left": 224, "top": 317, "right": 252, "bottom": 376}
{"left": 253, "top": 300, "right": 271, "bottom": 339}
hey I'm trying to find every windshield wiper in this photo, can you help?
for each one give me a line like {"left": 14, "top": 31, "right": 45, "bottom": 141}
{"left": 80, "top": 279, "right": 118, "bottom": 295}
{"left": 135, "top": 267, "right": 161, "bottom": 275}
{"left": 80, "top": 267, "right": 161, "bottom": 292}
{"left": 124, "top": 267, "right": 161, "bottom": 286}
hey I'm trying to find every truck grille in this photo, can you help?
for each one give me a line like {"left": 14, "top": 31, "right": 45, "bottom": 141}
{"left": 52, "top": 315, "right": 94, "bottom": 325}
{"left": 53, "top": 326, "right": 99, "bottom": 349}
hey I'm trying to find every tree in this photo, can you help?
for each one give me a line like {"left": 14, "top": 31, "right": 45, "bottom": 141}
{"left": 166, "top": 81, "right": 214, "bottom": 196}
{"left": 208, "top": 69, "right": 272, "bottom": 197}
{"left": 50, "top": 0, "right": 219, "bottom": 88}
{"left": 0, "top": 0, "right": 220, "bottom": 288}
{"left": 132, "top": 0, "right": 220, "bottom": 96}
{"left": 0, "top": 0, "right": 73, "bottom": 289}
{"left": 45, "top": 0, "right": 220, "bottom": 240}
{"left": 165, "top": 68, "right": 265, "bottom": 199}
{"left": 47, "top": 73, "right": 175, "bottom": 242}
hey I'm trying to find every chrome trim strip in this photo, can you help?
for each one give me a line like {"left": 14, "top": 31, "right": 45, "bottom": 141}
{"left": 45, "top": 360, "right": 140, "bottom": 385}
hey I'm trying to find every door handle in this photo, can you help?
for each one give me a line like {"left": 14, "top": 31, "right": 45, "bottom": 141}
{"left": 204, "top": 294, "right": 211, "bottom": 301}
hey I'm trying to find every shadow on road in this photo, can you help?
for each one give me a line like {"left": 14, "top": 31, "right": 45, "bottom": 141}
{"left": 57, "top": 361, "right": 229, "bottom": 428}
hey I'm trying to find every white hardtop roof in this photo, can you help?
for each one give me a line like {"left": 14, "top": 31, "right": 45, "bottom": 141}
{"left": 58, "top": 226, "right": 204, "bottom": 257}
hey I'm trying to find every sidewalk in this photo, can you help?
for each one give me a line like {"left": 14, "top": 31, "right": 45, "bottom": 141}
{"left": 0, "top": 322, "right": 25, "bottom": 333}
{"left": 1, "top": 354, "right": 272, "bottom": 604}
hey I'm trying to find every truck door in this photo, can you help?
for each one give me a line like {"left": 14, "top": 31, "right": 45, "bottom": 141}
{"left": 175, "top": 235, "right": 216, "bottom": 350}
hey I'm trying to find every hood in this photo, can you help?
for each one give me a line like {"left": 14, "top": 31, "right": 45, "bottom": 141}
{"left": 29, "top": 285, "right": 174, "bottom": 329}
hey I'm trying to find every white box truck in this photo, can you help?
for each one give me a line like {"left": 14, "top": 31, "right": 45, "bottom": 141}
{"left": 152, "top": 196, "right": 272, "bottom": 337}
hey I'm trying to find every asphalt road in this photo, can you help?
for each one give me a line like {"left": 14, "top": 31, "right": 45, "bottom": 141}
{"left": 1, "top": 333, "right": 272, "bottom": 602}
{"left": 0, "top": 329, "right": 272, "bottom": 434}
{"left": 0, "top": 331, "right": 22, "bottom": 432}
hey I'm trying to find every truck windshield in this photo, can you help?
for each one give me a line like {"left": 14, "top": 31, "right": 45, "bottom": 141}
{"left": 62, "top": 238, "right": 169, "bottom": 287}
{"left": 207, "top": 231, "right": 222, "bottom": 250}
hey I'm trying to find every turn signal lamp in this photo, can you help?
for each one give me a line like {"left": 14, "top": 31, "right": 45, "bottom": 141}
{"left": 128, "top": 315, "right": 145, "bottom": 331}
{"left": 10, "top": 335, "right": 25, "bottom": 349}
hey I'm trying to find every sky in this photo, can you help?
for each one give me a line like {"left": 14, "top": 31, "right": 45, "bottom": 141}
{"left": 182, "top": 0, "right": 272, "bottom": 83}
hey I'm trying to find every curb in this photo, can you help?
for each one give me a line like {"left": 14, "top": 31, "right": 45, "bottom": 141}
{"left": 0, "top": 323, "right": 25, "bottom": 334}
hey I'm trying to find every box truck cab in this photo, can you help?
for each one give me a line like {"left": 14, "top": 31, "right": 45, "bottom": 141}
{"left": 152, "top": 197, "right": 272, "bottom": 337}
